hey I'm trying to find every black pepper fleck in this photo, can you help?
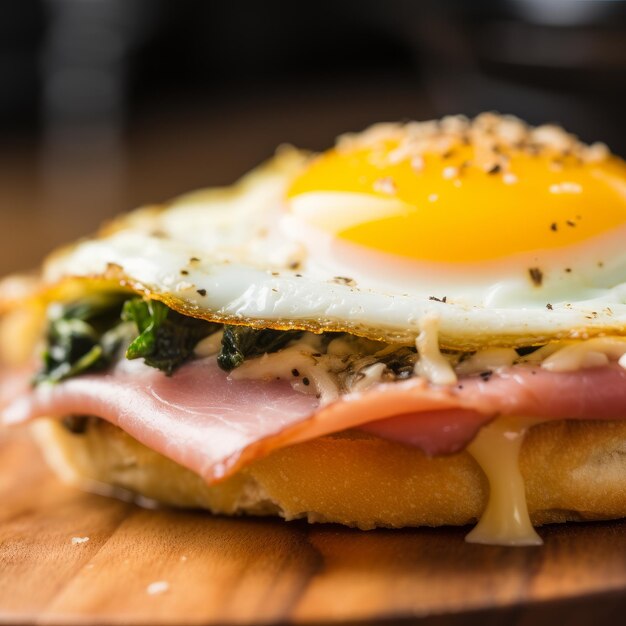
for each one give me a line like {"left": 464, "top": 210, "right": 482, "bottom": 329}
{"left": 291, "top": 368, "right": 300, "bottom": 377}
{"left": 196, "top": 289, "right": 207, "bottom": 296}
{"left": 528, "top": 267, "right": 543, "bottom": 287}
{"left": 180, "top": 269, "right": 189, "bottom": 275}
{"left": 302, "top": 377, "right": 310, "bottom": 386}
{"left": 550, "top": 222, "right": 558, "bottom": 232}
{"left": 546, "top": 303, "right": 553, "bottom": 310}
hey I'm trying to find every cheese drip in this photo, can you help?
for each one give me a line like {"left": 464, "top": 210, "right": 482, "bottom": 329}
{"left": 414, "top": 314, "right": 457, "bottom": 385}
{"left": 466, "top": 417, "right": 543, "bottom": 546}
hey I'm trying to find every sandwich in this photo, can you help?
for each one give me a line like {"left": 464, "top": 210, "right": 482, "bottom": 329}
{"left": 1, "top": 113, "right": 625, "bottom": 546}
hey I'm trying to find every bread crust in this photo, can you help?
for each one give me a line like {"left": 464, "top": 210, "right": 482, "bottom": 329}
{"left": 31, "top": 417, "right": 626, "bottom": 529}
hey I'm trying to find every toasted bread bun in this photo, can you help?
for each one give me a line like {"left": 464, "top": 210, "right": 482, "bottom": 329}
{"left": 32, "top": 417, "right": 626, "bottom": 528}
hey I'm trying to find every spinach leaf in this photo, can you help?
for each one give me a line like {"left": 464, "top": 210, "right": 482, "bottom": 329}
{"left": 37, "top": 293, "right": 300, "bottom": 382}
{"left": 123, "top": 298, "right": 218, "bottom": 375}
{"left": 123, "top": 299, "right": 169, "bottom": 360}
{"left": 217, "top": 325, "right": 302, "bottom": 371}
{"left": 36, "top": 293, "right": 128, "bottom": 384}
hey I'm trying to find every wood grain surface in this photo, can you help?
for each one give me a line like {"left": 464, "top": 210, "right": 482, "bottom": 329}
{"left": 0, "top": 426, "right": 625, "bottom": 626}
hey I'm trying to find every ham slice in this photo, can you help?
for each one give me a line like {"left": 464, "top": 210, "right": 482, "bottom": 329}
{"left": 2, "top": 357, "right": 626, "bottom": 482}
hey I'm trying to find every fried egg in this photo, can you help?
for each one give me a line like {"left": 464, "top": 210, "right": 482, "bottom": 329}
{"left": 43, "top": 114, "right": 626, "bottom": 349}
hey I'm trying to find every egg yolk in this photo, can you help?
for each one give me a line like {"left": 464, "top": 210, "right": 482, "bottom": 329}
{"left": 287, "top": 143, "right": 626, "bottom": 263}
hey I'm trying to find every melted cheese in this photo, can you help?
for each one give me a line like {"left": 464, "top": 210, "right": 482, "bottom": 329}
{"left": 466, "top": 417, "right": 543, "bottom": 546}
{"left": 350, "top": 362, "right": 387, "bottom": 392}
{"left": 455, "top": 347, "right": 518, "bottom": 377}
{"left": 541, "top": 336, "right": 626, "bottom": 372}
{"left": 414, "top": 314, "right": 457, "bottom": 385}
{"left": 228, "top": 337, "right": 341, "bottom": 405}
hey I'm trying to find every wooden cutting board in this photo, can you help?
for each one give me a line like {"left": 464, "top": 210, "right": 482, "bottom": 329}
{"left": 1, "top": 426, "right": 625, "bottom": 626}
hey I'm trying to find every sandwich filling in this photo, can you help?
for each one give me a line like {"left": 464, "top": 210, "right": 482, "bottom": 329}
{"left": 2, "top": 293, "right": 626, "bottom": 546}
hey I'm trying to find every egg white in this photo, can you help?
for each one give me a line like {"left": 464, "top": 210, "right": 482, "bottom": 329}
{"left": 42, "top": 149, "right": 626, "bottom": 350}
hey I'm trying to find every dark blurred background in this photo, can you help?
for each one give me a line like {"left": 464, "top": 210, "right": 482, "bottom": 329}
{"left": 2, "top": 0, "right": 626, "bottom": 275}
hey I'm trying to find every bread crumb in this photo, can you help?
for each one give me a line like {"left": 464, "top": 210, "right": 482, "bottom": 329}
{"left": 146, "top": 581, "right": 170, "bottom": 596}
{"left": 335, "top": 114, "right": 609, "bottom": 169}
{"left": 410, "top": 155, "right": 425, "bottom": 172}
{"left": 373, "top": 177, "right": 397, "bottom": 195}
{"left": 442, "top": 166, "right": 458, "bottom": 179}
{"left": 175, "top": 281, "right": 194, "bottom": 292}
{"left": 550, "top": 182, "right": 582, "bottom": 194}
{"left": 71, "top": 537, "right": 89, "bottom": 545}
